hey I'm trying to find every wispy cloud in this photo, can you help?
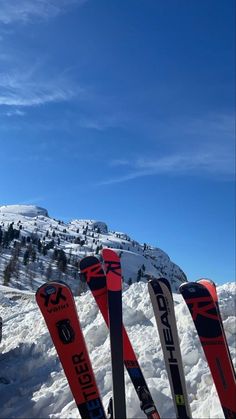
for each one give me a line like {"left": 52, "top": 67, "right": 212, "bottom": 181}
{"left": 0, "top": 65, "right": 82, "bottom": 107}
{"left": 98, "top": 148, "right": 234, "bottom": 185}
{"left": 98, "top": 113, "right": 235, "bottom": 185}
{"left": 0, "top": 0, "right": 87, "bottom": 24}
{"left": 2, "top": 109, "right": 26, "bottom": 117}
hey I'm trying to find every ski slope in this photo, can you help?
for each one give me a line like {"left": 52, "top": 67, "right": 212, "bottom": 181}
{"left": 0, "top": 281, "right": 235, "bottom": 418}
{"left": 0, "top": 204, "right": 186, "bottom": 293}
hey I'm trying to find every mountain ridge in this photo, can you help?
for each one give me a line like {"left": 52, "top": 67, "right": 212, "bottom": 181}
{"left": 0, "top": 204, "right": 187, "bottom": 293}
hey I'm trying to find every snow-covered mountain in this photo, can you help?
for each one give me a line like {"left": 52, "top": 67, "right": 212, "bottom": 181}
{"left": 0, "top": 205, "right": 235, "bottom": 418}
{"left": 0, "top": 281, "right": 235, "bottom": 418}
{"left": 0, "top": 204, "right": 187, "bottom": 293}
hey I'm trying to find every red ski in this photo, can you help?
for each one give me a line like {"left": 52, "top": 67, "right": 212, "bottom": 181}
{"left": 79, "top": 253, "right": 160, "bottom": 419}
{"left": 101, "top": 248, "right": 126, "bottom": 419}
{"left": 179, "top": 280, "right": 236, "bottom": 419}
{"left": 36, "top": 281, "right": 106, "bottom": 419}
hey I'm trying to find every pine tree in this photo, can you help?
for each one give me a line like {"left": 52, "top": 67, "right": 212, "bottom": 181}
{"left": 3, "top": 262, "right": 12, "bottom": 285}
{"left": 37, "top": 239, "right": 42, "bottom": 253}
{"left": 23, "top": 249, "right": 30, "bottom": 265}
{"left": 57, "top": 249, "right": 67, "bottom": 273}
{"left": 137, "top": 268, "right": 142, "bottom": 282}
{"left": 46, "top": 263, "right": 53, "bottom": 281}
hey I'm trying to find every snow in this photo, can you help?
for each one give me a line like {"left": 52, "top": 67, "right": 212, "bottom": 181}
{"left": 0, "top": 205, "right": 48, "bottom": 218}
{"left": 0, "top": 281, "right": 235, "bottom": 418}
{"left": 0, "top": 204, "right": 186, "bottom": 292}
{"left": 0, "top": 205, "right": 235, "bottom": 418}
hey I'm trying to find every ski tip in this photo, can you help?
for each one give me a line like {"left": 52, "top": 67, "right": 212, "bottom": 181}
{"left": 179, "top": 281, "right": 196, "bottom": 292}
{"left": 35, "top": 280, "right": 71, "bottom": 297}
{"left": 148, "top": 278, "right": 162, "bottom": 299}
{"left": 147, "top": 277, "right": 161, "bottom": 293}
{"left": 197, "top": 279, "right": 218, "bottom": 303}
{"left": 101, "top": 248, "right": 119, "bottom": 260}
{"left": 79, "top": 255, "right": 100, "bottom": 270}
{"left": 148, "top": 277, "right": 172, "bottom": 296}
{"left": 179, "top": 281, "right": 212, "bottom": 300}
{"left": 79, "top": 256, "right": 107, "bottom": 291}
{"left": 101, "top": 248, "right": 122, "bottom": 291}
{"left": 197, "top": 278, "right": 216, "bottom": 287}
{"left": 157, "top": 277, "right": 172, "bottom": 293}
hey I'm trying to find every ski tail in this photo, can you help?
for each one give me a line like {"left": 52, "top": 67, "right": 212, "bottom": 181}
{"left": 36, "top": 281, "right": 106, "bottom": 419}
{"left": 102, "top": 248, "right": 126, "bottom": 419}
{"left": 148, "top": 277, "right": 192, "bottom": 419}
{"left": 179, "top": 281, "right": 236, "bottom": 419}
{"left": 80, "top": 254, "right": 160, "bottom": 419}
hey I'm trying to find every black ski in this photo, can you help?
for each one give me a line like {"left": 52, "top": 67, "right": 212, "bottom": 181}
{"left": 79, "top": 255, "right": 160, "bottom": 419}
{"left": 179, "top": 280, "right": 236, "bottom": 419}
{"left": 102, "top": 248, "right": 126, "bottom": 419}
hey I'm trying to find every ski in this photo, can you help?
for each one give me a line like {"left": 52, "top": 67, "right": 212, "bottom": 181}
{"left": 36, "top": 281, "right": 106, "bottom": 419}
{"left": 101, "top": 248, "right": 126, "bottom": 419}
{"left": 0, "top": 316, "right": 2, "bottom": 344}
{"left": 179, "top": 280, "right": 236, "bottom": 419}
{"left": 148, "top": 277, "right": 192, "bottom": 419}
{"left": 79, "top": 254, "right": 160, "bottom": 419}
{"left": 197, "top": 279, "right": 236, "bottom": 391}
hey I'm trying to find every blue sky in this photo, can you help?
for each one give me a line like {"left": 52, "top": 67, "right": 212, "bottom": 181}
{"left": 0, "top": 0, "right": 235, "bottom": 284}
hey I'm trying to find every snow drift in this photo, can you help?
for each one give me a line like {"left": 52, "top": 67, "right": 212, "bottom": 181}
{"left": 0, "top": 281, "right": 235, "bottom": 418}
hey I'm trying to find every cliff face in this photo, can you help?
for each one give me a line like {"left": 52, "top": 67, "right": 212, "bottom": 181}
{"left": 0, "top": 205, "right": 187, "bottom": 292}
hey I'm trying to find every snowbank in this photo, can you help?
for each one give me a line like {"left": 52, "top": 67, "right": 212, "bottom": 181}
{"left": 0, "top": 205, "right": 48, "bottom": 218}
{"left": 0, "top": 281, "right": 235, "bottom": 418}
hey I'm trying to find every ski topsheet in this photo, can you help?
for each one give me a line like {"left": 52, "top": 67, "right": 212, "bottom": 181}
{"left": 148, "top": 278, "right": 192, "bottom": 419}
{"left": 101, "top": 248, "right": 126, "bottom": 419}
{"left": 179, "top": 280, "right": 236, "bottom": 419}
{"left": 36, "top": 281, "right": 106, "bottom": 419}
{"left": 79, "top": 254, "right": 160, "bottom": 419}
